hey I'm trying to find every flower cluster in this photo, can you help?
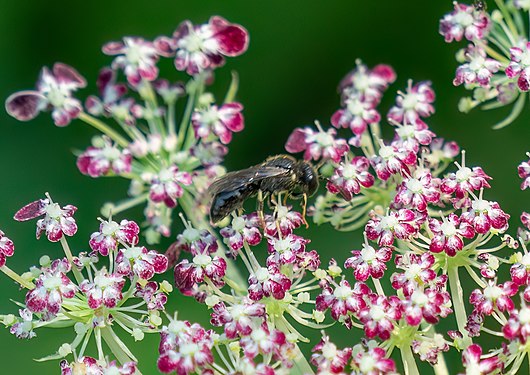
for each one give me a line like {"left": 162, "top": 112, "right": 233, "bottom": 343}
{"left": 440, "top": 1, "right": 530, "bottom": 128}
{"left": 5, "top": 16, "right": 249, "bottom": 244}
{"left": 4, "top": 14, "right": 530, "bottom": 375}
{"left": 1, "top": 195, "right": 170, "bottom": 373}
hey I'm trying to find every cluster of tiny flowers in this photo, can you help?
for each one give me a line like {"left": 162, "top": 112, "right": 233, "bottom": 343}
{"left": 147, "top": 200, "right": 320, "bottom": 373}
{"left": 281, "top": 60, "right": 529, "bottom": 374}
{"left": 440, "top": 1, "right": 530, "bottom": 128}
{"left": 0, "top": 194, "right": 171, "bottom": 373}
{"left": 5, "top": 16, "right": 249, "bottom": 244}
{"left": 5, "top": 14, "right": 530, "bottom": 375}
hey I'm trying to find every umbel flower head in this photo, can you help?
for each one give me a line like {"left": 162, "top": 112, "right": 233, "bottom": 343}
{"left": 5, "top": 16, "right": 249, "bottom": 244}
{"left": 1, "top": 194, "right": 170, "bottom": 373}
{"left": 439, "top": 0, "right": 530, "bottom": 128}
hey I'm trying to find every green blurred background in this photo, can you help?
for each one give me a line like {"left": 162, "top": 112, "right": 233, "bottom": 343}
{"left": 0, "top": 0, "right": 528, "bottom": 373}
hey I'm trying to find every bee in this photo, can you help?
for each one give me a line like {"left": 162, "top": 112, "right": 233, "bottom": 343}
{"left": 208, "top": 155, "right": 319, "bottom": 224}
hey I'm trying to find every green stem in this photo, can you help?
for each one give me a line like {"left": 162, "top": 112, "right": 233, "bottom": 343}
{"left": 60, "top": 237, "right": 84, "bottom": 285}
{"left": 223, "top": 71, "right": 239, "bottom": 104}
{"left": 78, "top": 112, "right": 129, "bottom": 148}
{"left": 275, "top": 318, "right": 314, "bottom": 375}
{"left": 0, "top": 265, "right": 34, "bottom": 289}
{"left": 176, "top": 79, "right": 201, "bottom": 149}
{"left": 400, "top": 345, "right": 419, "bottom": 375}
{"left": 448, "top": 266, "right": 471, "bottom": 347}
{"left": 100, "top": 326, "right": 137, "bottom": 364}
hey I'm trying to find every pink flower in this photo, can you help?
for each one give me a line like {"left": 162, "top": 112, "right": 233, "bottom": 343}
{"left": 285, "top": 126, "right": 349, "bottom": 163}
{"left": 89, "top": 219, "right": 140, "bottom": 256}
{"left": 84, "top": 68, "right": 136, "bottom": 125}
{"left": 149, "top": 166, "right": 192, "bottom": 208}
{"left": 365, "top": 209, "right": 422, "bottom": 247}
{"left": 172, "top": 227, "right": 218, "bottom": 261}
{"left": 402, "top": 288, "right": 452, "bottom": 326}
{"left": 192, "top": 102, "right": 244, "bottom": 144}
{"left": 190, "top": 141, "right": 228, "bottom": 167}
{"left": 115, "top": 246, "right": 168, "bottom": 280}
{"left": 388, "top": 81, "right": 435, "bottom": 126}
{"left": 5, "top": 63, "right": 86, "bottom": 126}
{"left": 459, "top": 344, "right": 502, "bottom": 375}
{"left": 0, "top": 230, "right": 15, "bottom": 268}
{"left": 220, "top": 214, "right": 262, "bottom": 253}
{"left": 266, "top": 233, "right": 309, "bottom": 267}
{"left": 391, "top": 253, "right": 441, "bottom": 297}
{"left": 157, "top": 321, "right": 214, "bottom": 374}
{"left": 371, "top": 143, "right": 417, "bottom": 181}
{"left": 102, "top": 37, "right": 159, "bottom": 85}
{"left": 25, "top": 260, "right": 77, "bottom": 319}
{"left": 470, "top": 280, "right": 518, "bottom": 315}
{"left": 239, "top": 324, "right": 294, "bottom": 363}
{"left": 331, "top": 94, "right": 380, "bottom": 136}
{"left": 441, "top": 161, "right": 491, "bottom": 200}
{"left": 394, "top": 171, "right": 440, "bottom": 211}
{"left": 61, "top": 357, "right": 137, "bottom": 375}
{"left": 518, "top": 154, "right": 530, "bottom": 190}
{"left": 210, "top": 300, "right": 266, "bottom": 339}
{"left": 79, "top": 270, "right": 125, "bottom": 309}
{"left": 461, "top": 197, "right": 510, "bottom": 234}
{"left": 77, "top": 138, "right": 132, "bottom": 178}
{"left": 439, "top": 3, "right": 490, "bottom": 42}
{"left": 326, "top": 156, "right": 374, "bottom": 201}
{"left": 350, "top": 342, "right": 396, "bottom": 375}
{"left": 248, "top": 265, "right": 292, "bottom": 301}
{"left": 14, "top": 198, "right": 77, "bottom": 242}
{"left": 315, "top": 280, "right": 368, "bottom": 321}
{"left": 506, "top": 42, "right": 530, "bottom": 91}
{"left": 423, "top": 138, "right": 460, "bottom": 169}
{"left": 310, "top": 334, "right": 352, "bottom": 374}
{"left": 429, "top": 214, "right": 475, "bottom": 256}
{"left": 392, "top": 122, "right": 436, "bottom": 153}
{"left": 264, "top": 206, "right": 304, "bottom": 238}
{"left": 135, "top": 281, "right": 168, "bottom": 311}
{"left": 358, "top": 294, "right": 402, "bottom": 340}
{"left": 174, "top": 253, "right": 227, "bottom": 294}
{"left": 339, "top": 61, "right": 396, "bottom": 104}
{"left": 9, "top": 309, "right": 35, "bottom": 339}
{"left": 155, "top": 16, "right": 249, "bottom": 75}
{"left": 344, "top": 236, "right": 392, "bottom": 282}
{"left": 454, "top": 45, "right": 501, "bottom": 87}
{"left": 503, "top": 300, "right": 530, "bottom": 343}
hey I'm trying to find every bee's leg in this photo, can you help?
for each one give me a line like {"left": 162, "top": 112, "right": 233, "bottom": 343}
{"left": 257, "top": 190, "right": 266, "bottom": 228}
{"left": 283, "top": 193, "right": 289, "bottom": 206}
{"left": 270, "top": 193, "right": 278, "bottom": 208}
{"left": 301, "top": 193, "right": 309, "bottom": 228}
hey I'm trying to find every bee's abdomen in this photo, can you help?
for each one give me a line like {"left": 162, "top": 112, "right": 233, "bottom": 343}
{"left": 210, "top": 185, "right": 256, "bottom": 223}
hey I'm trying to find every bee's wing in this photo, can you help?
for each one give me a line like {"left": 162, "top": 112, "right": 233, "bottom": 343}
{"left": 207, "top": 166, "right": 291, "bottom": 196}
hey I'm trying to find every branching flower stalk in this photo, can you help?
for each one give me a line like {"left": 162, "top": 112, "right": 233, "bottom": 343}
{"left": 440, "top": 0, "right": 530, "bottom": 128}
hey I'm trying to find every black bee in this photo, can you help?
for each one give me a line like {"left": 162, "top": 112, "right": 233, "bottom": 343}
{"left": 208, "top": 155, "right": 319, "bottom": 224}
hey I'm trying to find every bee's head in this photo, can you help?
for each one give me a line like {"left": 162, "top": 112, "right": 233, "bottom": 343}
{"left": 296, "top": 161, "right": 319, "bottom": 196}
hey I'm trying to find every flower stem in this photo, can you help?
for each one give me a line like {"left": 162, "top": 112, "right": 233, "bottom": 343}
{"left": 78, "top": 112, "right": 129, "bottom": 148}
{"left": 0, "top": 265, "right": 34, "bottom": 289}
{"left": 400, "top": 345, "right": 419, "bottom": 375}
{"left": 447, "top": 266, "right": 471, "bottom": 347}
{"left": 274, "top": 318, "right": 314, "bottom": 375}
{"left": 60, "top": 237, "right": 84, "bottom": 285}
{"left": 100, "top": 326, "right": 137, "bottom": 364}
